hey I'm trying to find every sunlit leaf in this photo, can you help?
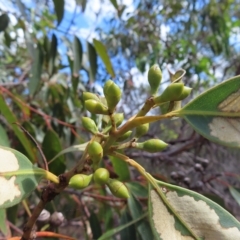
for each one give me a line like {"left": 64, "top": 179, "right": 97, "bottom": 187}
{"left": 29, "top": 43, "right": 44, "bottom": 96}
{"left": 93, "top": 39, "right": 115, "bottom": 78}
{"left": 42, "top": 130, "right": 66, "bottom": 176}
{"left": 126, "top": 182, "right": 148, "bottom": 198}
{"left": 53, "top": 0, "right": 64, "bottom": 25}
{"left": 178, "top": 75, "right": 240, "bottom": 148}
{"left": 0, "top": 146, "right": 46, "bottom": 208}
{"left": 149, "top": 180, "right": 240, "bottom": 239}
{"left": 73, "top": 36, "right": 83, "bottom": 77}
{"left": 0, "top": 13, "right": 10, "bottom": 32}
{"left": 87, "top": 42, "right": 97, "bottom": 82}
{"left": 0, "top": 95, "right": 35, "bottom": 160}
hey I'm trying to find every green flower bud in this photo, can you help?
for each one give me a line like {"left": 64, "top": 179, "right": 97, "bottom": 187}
{"left": 148, "top": 64, "right": 162, "bottom": 95}
{"left": 107, "top": 179, "right": 130, "bottom": 198}
{"left": 103, "top": 113, "right": 125, "bottom": 133}
{"left": 85, "top": 99, "right": 108, "bottom": 115}
{"left": 113, "top": 113, "right": 124, "bottom": 127}
{"left": 82, "top": 117, "right": 98, "bottom": 134}
{"left": 88, "top": 141, "right": 103, "bottom": 163}
{"left": 103, "top": 80, "right": 122, "bottom": 112}
{"left": 135, "top": 139, "right": 168, "bottom": 153}
{"left": 93, "top": 168, "right": 110, "bottom": 185}
{"left": 69, "top": 174, "right": 93, "bottom": 189}
{"left": 135, "top": 123, "right": 149, "bottom": 138}
{"left": 154, "top": 83, "right": 184, "bottom": 103}
{"left": 177, "top": 86, "right": 192, "bottom": 100}
{"left": 116, "top": 131, "right": 132, "bottom": 142}
{"left": 83, "top": 92, "right": 100, "bottom": 102}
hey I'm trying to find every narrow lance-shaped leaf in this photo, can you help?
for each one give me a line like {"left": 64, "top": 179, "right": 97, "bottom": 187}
{"left": 0, "top": 209, "right": 8, "bottom": 236}
{"left": 178, "top": 75, "right": 240, "bottom": 148}
{"left": 29, "top": 43, "right": 44, "bottom": 96}
{"left": 88, "top": 42, "right": 97, "bottom": 82}
{"left": 53, "top": 0, "right": 64, "bottom": 25}
{"left": 229, "top": 187, "right": 240, "bottom": 206}
{"left": 0, "top": 95, "right": 34, "bottom": 160}
{"left": 148, "top": 180, "right": 240, "bottom": 239}
{"left": 73, "top": 36, "right": 83, "bottom": 76}
{"left": 48, "top": 33, "right": 58, "bottom": 76}
{"left": 42, "top": 130, "right": 66, "bottom": 176}
{"left": 93, "top": 39, "right": 115, "bottom": 78}
{"left": 0, "top": 13, "right": 10, "bottom": 32}
{"left": 0, "top": 146, "right": 49, "bottom": 209}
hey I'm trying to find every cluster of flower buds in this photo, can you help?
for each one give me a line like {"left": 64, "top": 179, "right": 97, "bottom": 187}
{"left": 69, "top": 167, "right": 129, "bottom": 198}
{"left": 75, "top": 64, "right": 192, "bottom": 198}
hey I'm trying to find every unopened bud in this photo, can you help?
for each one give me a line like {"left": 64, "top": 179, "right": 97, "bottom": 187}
{"left": 88, "top": 141, "right": 103, "bottom": 163}
{"left": 116, "top": 131, "right": 132, "bottom": 142}
{"left": 107, "top": 179, "right": 130, "bottom": 198}
{"left": 83, "top": 92, "right": 100, "bottom": 102}
{"left": 82, "top": 117, "right": 98, "bottom": 134}
{"left": 85, "top": 99, "right": 108, "bottom": 114}
{"left": 135, "top": 123, "right": 149, "bottom": 138}
{"left": 135, "top": 139, "right": 168, "bottom": 153}
{"left": 93, "top": 168, "right": 110, "bottom": 185}
{"left": 103, "top": 80, "right": 122, "bottom": 112}
{"left": 154, "top": 83, "right": 184, "bottom": 103}
{"left": 148, "top": 64, "right": 162, "bottom": 95}
{"left": 69, "top": 174, "right": 93, "bottom": 189}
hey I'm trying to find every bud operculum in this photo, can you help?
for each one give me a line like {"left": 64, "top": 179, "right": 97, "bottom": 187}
{"left": 69, "top": 174, "right": 93, "bottom": 189}
{"left": 107, "top": 179, "right": 130, "bottom": 198}
{"left": 135, "top": 139, "right": 168, "bottom": 153}
{"left": 148, "top": 64, "right": 162, "bottom": 96}
{"left": 135, "top": 123, "right": 149, "bottom": 138}
{"left": 85, "top": 99, "right": 109, "bottom": 115}
{"left": 82, "top": 117, "right": 98, "bottom": 134}
{"left": 103, "top": 80, "right": 122, "bottom": 113}
{"left": 88, "top": 141, "right": 103, "bottom": 164}
{"left": 93, "top": 168, "right": 110, "bottom": 185}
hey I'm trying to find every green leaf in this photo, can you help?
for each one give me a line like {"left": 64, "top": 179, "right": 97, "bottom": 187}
{"left": 109, "top": 155, "right": 130, "bottom": 181}
{"left": 87, "top": 42, "right": 97, "bottom": 82}
{"left": 42, "top": 130, "right": 66, "bottom": 176}
{"left": 178, "top": 75, "right": 240, "bottom": 148}
{"left": 0, "top": 13, "right": 10, "bottom": 32}
{"left": 29, "top": 43, "right": 44, "bottom": 96}
{"left": 0, "top": 146, "right": 45, "bottom": 208}
{"left": 110, "top": 0, "right": 118, "bottom": 10}
{"left": 48, "top": 142, "right": 88, "bottom": 164}
{"left": 89, "top": 211, "right": 102, "bottom": 239}
{"left": 93, "top": 39, "right": 115, "bottom": 78}
{"left": 148, "top": 180, "right": 240, "bottom": 239}
{"left": 0, "top": 125, "right": 10, "bottom": 147}
{"left": 0, "top": 96, "right": 35, "bottom": 161}
{"left": 126, "top": 182, "right": 148, "bottom": 198}
{"left": 73, "top": 36, "right": 83, "bottom": 76}
{"left": 75, "top": 0, "right": 87, "bottom": 12}
{"left": 98, "top": 210, "right": 147, "bottom": 240}
{"left": 128, "top": 194, "right": 154, "bottom": 240}
{"left": 229, "top": 187, "right": 240, "bottom": 206}
{"left": 48, "top": 33, "right": 58, "bottom": 76}
{"left": 53, "top": 0, "right": 64, "bottom": 25}
{"left": 0, "top": 209, "right": 8, "bottom": 236}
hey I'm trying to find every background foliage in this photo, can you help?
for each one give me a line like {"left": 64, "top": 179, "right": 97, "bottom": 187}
{"left": 1, "top": 0, "right": 240, "bottom": 238}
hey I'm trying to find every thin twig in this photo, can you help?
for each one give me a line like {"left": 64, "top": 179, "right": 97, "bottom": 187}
{"left": 14, "top": 122, "right": 48, "bottom": 171}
